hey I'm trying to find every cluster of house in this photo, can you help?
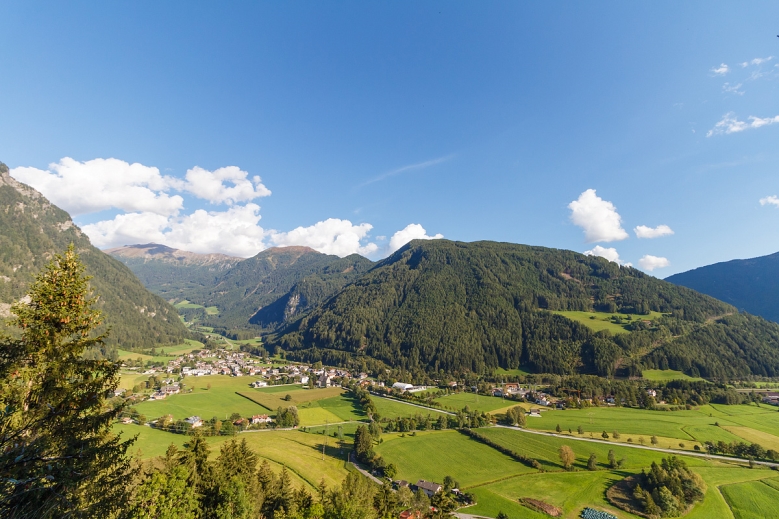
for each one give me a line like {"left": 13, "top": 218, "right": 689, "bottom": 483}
{"left": 149, "top": 381, "right": 181, "bottom": 400}
{"left": 182, "top": 413, "right": 273, "bottom": 428}
{"left": 762, "top": 392, "right": 779, "bottom": 406}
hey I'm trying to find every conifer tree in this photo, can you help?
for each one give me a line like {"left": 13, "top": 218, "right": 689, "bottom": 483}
{"left": 0, "top": 245, "right": 133, "bottom": 517}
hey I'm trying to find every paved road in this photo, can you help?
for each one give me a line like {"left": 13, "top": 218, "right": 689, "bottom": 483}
{"left": 373, "top": 393, "right": 779, "bottom": 469}
{"left": 349, "top": 452, "right": 384, "bottom": 485}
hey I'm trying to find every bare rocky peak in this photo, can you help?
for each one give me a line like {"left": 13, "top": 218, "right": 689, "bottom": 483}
{"left": 0, "top": 162, "right": 42, "bottom": 200}
{"left": 105, "top": 243, "right": 241, "bottom": 266}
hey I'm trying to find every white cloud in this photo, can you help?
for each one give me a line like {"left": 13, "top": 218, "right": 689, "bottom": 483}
{"left": 268, "top": 218, "right": 379, "bottom": 257}
{"left": 760, "top": 195, "right": 779, "bottom": 208}
{"left": 360, "top": 155, "right": 454, "bottom": 187}
{"left": 583, "top": 246, "right": 630, "bottom": 266}
{"left": 638, "top": 255, "right": 670, "bottom": 271}
{"left": 740, "top": 56, "right": 773, "bottom": 67}
{"left": 83, "top": 204, "right": 268, "bottom": 257}
{"left": 10, "top": 157, "right": 183, "bottom": 216}
{"left": 568, "top": 189, "right": 629, "bottom": 243}
{"left": 634, "top": 225, "right": 674, "bottom": 239}
{"left": 387, "top": 224, "right": 444, "bottom": 254}
{"left": 722, "top": 82, "right": 744, "bottom": 95}
{"left": 182, "top": 166, "right": 271, "bottom": 205}
{"left": 706, "top": 112, "right": 779, "bottom": 137}
{"left": 710, "top": 63, "right": 729, "bottom": 75}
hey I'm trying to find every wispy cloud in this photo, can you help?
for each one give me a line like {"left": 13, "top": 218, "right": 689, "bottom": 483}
{"left": 722, "top": 82, "right": 744, "bottom": 96}
{"left": 710, "top": 63, "right": 729, "bottom": 76}
{"left": 360, "top": 155, "right": 454, "bottom": 187}
{"left": 740, "top": 56, "right": 774, "bottom": 67}
{"left": 706, "top": 112, "right": 779, "bottom": 137}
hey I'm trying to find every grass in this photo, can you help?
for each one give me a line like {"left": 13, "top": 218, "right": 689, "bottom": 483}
{"left": 494, "top": 367, "right": 532, "bottom": 377}
{"left": 723, "top": 426, "right": 779, "bottom": 452}
{"left": 113, "top": 424, "right": 345, "bottom": 490}
{"left": 720, "top": 479, "right": 779, "bottom": 519}
{"left": 372, "top": 397, "right": 448, "bottom": 420}
{"left": 552, "top": 310, "right": 665, "bottom": 335}
{"left": 133, "top": 375, "right": 270, "bottom": 421}
{"left": 434, "top": 392, "right": 515, "bottom": 413}
{"left": 642, "top": 369, "right": 704, "bottom": 382}
{"left": 375, "top": 430, "right": 537, "bottom": 488}
{"left": 238, "top": 386, "right": 344, "bottom": 410}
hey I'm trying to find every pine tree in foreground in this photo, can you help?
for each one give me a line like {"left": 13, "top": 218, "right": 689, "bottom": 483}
{"left": 0, "top": 245, "right": 134, "bottom": 518}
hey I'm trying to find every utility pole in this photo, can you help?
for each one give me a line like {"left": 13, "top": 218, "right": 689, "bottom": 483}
{"left": 322, "top": 419, "right": 329, "bottom": 460}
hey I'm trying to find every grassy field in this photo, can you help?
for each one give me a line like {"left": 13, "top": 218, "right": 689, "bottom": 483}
{"left": 373, "top": 426, "right": 777, "bottom": 519}
{"left": 375, "top": 430, "right": 537, "bottom": 488}
{"left": 518, "top": 404, "right": 779, "bottom": 450}
{"left": 494, "top": 367, "right": 532, "bottom": 377}
{"left": 372, "top": 397, "right": 448, "bottom": 420}
{"left": 434, "top": 392, "right": 515, "bottom": 413}
{"left": 133, "top": 375, "right": 269, "bottom": 421}
{"left": 552, "top": 310, "right": 665, "bottom": 335}
{"left": 720, "top": 479, "right": 779, "bottom": 519}
{"left": 642, "top": 369, "right": 704, "bottom": 382}
{"left": 113, "top": 424, "right": 348, "bottom": 490}
{"left": 238, "top": 386, "right": 344, "bottom": 410}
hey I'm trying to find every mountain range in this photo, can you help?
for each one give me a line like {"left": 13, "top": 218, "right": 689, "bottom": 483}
{"left": 0, "top": 162, "right": 189, "bottom": 351}
{"left": 666, "top": 252, "right": 779, "bottom": 323}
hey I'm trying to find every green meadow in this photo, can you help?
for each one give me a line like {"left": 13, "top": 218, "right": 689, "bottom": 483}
{"left": 114, "top": 424, "right": 349, "bottom": 489}
{"left": 376, "top": 426, "right": 779, "bottom": 519}
{"left": 133, "top": 375, "right": 270, "bottom": 420}
{"left": 552, "top": 310, "right": 665, "bottom": 335}
{"left": 642, "top": 369, "right": 704, "bottom": 382}
{"left": 372, "top": 397, "right": 448, "bottom": 420}
{"left": 517, "top": 403, "right": 779, "bottom": 449}
{"left": 433, "top": 392, "right": 514, "bottom": 413}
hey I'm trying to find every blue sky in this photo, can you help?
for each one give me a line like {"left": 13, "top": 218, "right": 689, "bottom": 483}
{"left": 1, "top": 2, "right": 778, "bottom": 275}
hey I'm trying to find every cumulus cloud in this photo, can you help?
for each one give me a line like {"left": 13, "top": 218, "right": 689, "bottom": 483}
{"left": 182, "top": 166, "right": 271, "bottom": 204}
{"left": 10, "top": 157, "right": 183, "bottom": 216}
{"left": 634, "top": 225, "right": 674, "bottom": 239}
{"left": 268, "top": 218, "right": 379, "bottom": 257}
{"left": 638, "top": 255, "right": 670, "bottom": 271}
{"left": 83, "top": 204, "right": 268, "bottom": 257}
{"left": 568, "top": 189, "right": 629, "bottom": 243}
{"left": 706, "top": 112, "right": 779, "bottom": 137}
{"left": 583, "top": 246, "right": 630, "bottom": 266}
{"left": 387, "top": 224, "right": 444, "bottom": 254}
{"left": 710, "top": 63, "right": 729, "bottom": 75}
{"left": 760, "top": 195, "right": 779, "bottom": 208}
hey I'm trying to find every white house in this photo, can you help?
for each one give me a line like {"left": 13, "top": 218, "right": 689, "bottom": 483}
{"left": 252, "top": 380, "right": 268, "bottom": 388}
{"left": 185, "top": 416, "right": 203, "bottom": 428}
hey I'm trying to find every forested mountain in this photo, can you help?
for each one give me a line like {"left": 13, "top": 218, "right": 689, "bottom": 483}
{"left": 267, "top": 239, "right": 779, "bottom": 380}
{"left": 106, "top": 243, "right": 241, "bottom": 301}
{"left": 666, "top": 252, "right": 779, "bottom": 323}
{"left": 0, "top": 162, "right": 189, "bottom": 350}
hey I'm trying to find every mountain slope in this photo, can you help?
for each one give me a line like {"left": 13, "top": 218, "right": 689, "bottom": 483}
{"left": 0, "top": 163, "right": 189, "bottom": 349}
{"left": 666, "top": 252, "right": 779, "bottom": 323}
{"left": 268, "top": 239, "right": 779, "bottom": 379}
{"left": 106, "top": 243, "right": 241, "bottom": 301}
{"left": 197, "top": 247, "right": 375, "bottom": 330}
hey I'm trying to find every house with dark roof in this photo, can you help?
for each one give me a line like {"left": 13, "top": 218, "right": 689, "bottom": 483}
{"left": 415, "top": 480, "right": 442, "bottom": 497}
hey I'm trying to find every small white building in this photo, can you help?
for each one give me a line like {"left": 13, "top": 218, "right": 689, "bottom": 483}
{"left": 393, "top": 382, "right": 414, "bottom": 391}
{"left": 252, "top": 380, "right": 268, "bottom": 388}
{"left": 185, "top": 416, "right": 203, "bottom": 428}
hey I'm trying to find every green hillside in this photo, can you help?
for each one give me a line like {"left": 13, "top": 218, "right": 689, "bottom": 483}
{"left": 666, "top": 251, "right": 779, "bottom": 323}
{"left": 196, "top": 246, "right": 374, "bottom": 330}
{"left": 267, "top": 239, "right": 779, "bottom": 380}
{"left": 0, "top": 162, "right": 189, "bottom": 351}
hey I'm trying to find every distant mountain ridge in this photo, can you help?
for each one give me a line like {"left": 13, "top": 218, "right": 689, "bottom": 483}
{"left": 666, "top": 252, "right": 779, "bottom": 323}
{"left": 0, "top": 162, "right": 189, "bottom": 350}
{"left": 110, "top": 243, "right": 375, "bottom": 331}
{"left": 106, "top": 243, "right": 239, "bottom": 266}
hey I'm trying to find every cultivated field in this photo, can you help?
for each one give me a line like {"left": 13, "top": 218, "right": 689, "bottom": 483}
{"left": 641, "top": 369, "right": 704, "bottom": 382}
{"left": 720, "top": 479, "right": 779, "bottom": 519}
{"left": 433, "top": 392, "right": 514, "bottom": 413}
